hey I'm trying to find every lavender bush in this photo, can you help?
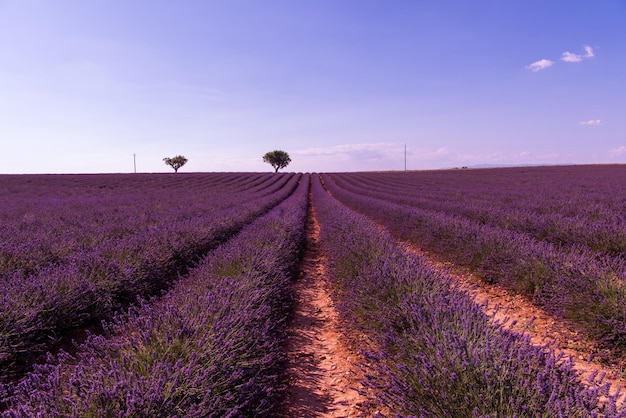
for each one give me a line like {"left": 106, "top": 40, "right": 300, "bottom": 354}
{"left": 1, "top": 174, "right": 309, "bottom": 417}
{"left": 0, "top": 173, "right": 292, "bottom": 280}
{"left": 312, "top": 174, "right": 625, "bottom": 417}
{"left": 331, "top": 166, "right": 626, "bottom": 258}
{"left": 322, "top": 171, "right": 626, "bottom": 353}
{"left": 0, "top": 173, "right": 300, "bottom": 381}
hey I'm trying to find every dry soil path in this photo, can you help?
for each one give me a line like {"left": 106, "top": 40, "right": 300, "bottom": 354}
{"left": 281, "top": 203, "right": 379, "bottom": 417}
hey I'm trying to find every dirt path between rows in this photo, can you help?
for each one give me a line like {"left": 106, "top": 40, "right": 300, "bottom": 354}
{"left": 404, "top": 243, "right": 626, "bottom": 407}
{"left": 281, "top": 202, "right": 379, "bottom": 417}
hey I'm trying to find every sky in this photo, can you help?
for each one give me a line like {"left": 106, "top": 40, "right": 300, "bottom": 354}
{"left": 1, "top": 1, "right": 625, "bottom": 174}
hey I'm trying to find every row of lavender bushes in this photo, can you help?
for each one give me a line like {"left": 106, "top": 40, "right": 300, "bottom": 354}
{"left": 312, "top": 174, "right": 625, "bottom": 417}
{"left": 331, "top": 166, "right": 626, "bottom": 257}
{"left": 0, "top": 173, "right": 301, "bottom": 381}
{"left": 0, "top": 173, "right": 288, "bottom": 279}
{"left": 0, "top": 174, "right": 309, "bottom": 417}
{"left": 322, "top": 173, "right": 626, "bottom": 353}
{"left": 328, "top": 169, "right": 626, "bottom": 290}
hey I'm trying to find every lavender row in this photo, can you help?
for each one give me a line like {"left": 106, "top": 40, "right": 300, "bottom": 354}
{"left": 0, "top": 174, "right": 309, "bottom": 417}
{"left": 0, "top": 172, "right": 289, "bottom": 279}
{"left": 331, "top": 166, "right": 626, "bottom": 258}
{"left": 322, "top": 173, "right": 626, "bottom": 353}
{"left": 329, "top": 171, "right": 626, "bottom": 272}
{"left": 0, "top": 173, "right": 301, "bottom": 381}
{"left": 332, "top": 165, "right": 625, "bottom": 223}
{"left": 312, "top": 174, "right": 624, "bottom": 416}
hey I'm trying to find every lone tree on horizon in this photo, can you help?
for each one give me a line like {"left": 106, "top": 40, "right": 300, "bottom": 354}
{"left": 263, "top": 150, "right": 291, "bottom": 173}
{"left": 163, "top": 155, "right": 188, "bottom": 173}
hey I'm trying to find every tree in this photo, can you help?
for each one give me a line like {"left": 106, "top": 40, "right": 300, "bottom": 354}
{"left": 262, "top": 150, "right": 291, "bottom": 173}
{"left": 163, "top": 155, "right": 188, "bottom": 173}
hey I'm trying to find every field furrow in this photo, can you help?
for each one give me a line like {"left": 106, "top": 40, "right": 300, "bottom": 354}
{"left": 281, "top": 184, "right": 376, "bottom": 417}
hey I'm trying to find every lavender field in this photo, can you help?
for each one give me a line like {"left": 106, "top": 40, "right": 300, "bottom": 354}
{"left": 325, "top": 165, "right": 626, "bottom": 353}
{"left": 0, "top": 173, "right": 301, "bottom": 381}
{"left": 0, "top": 166, "right": 625, "bottom": 416}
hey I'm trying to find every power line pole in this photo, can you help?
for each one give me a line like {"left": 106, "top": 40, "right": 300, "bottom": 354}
{"left": 133, "top": 153, "right": 136, "bottom": 173}
{"left": 404, "top": 144, "right": 407, "bottom": 171}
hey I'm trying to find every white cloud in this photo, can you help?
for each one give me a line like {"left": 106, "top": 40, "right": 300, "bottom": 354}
{"left": 291, "top": 142, "right": 405, "bottom": 171}
{"left": 520, "top": 151, "right": 531, "bottom": 157}
{"left": 526, "top": 59, "right": 554, "bottom": 72}
{"left": 561, "top": 51, "right": 582, "bottom": 63}
{"left": 293, "top": 142, "right": 397, "bottom": 158}
{"left": 562, "top": 45, "right": 595, "bottom": 63}
{"left": 609, "top": 146, "right": 626, "bottom": 157}
{"left": 530, "top": 45, "right": 594, "bottom": 71}
{"left": 578, "top": 119, "right": 602, "bottom": 126}
{"left": 291, "top": 143, "right": 456, "bottom": 171}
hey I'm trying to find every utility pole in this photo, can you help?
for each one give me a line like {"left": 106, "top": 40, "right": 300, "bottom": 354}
{"left": 133, "top": 153, "right": 136, "bottom": 173}
{"left": 404, "top": 144, "right": 407, "bottom": 171}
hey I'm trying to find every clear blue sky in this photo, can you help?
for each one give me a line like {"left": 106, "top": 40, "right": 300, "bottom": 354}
{"left": 1, "top": 1, "right": 625, "bottom": 173}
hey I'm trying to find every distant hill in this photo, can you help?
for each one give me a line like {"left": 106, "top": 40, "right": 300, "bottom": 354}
{"left": 449, "top": 163, "right": 569, "bottom": 170}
